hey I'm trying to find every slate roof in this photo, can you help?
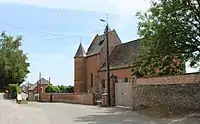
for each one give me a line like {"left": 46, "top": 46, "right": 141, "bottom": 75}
{"left": 100, "top": 39, "right": 141, "bottom": 71}
{"left": 86, "top": 30, "right": 115, "bottom": 56}
{"left": 28, "top": 78, "right": 49, "bottom": 91}
{"left": 74, "top": 43, "right": 86, "bottom": 58}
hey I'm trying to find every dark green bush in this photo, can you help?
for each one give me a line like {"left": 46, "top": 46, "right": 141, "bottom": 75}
{"left": 8, "top": 84, "right": 22, "bottom": 99}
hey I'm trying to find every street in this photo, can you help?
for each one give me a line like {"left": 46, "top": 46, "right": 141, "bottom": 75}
{"left": 0, "top": 97, "right": 200, "bottom": 124}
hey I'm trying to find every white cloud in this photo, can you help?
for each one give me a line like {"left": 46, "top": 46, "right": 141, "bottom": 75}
{"left": 1, "top": 0, "right": 150, "bottom": 14}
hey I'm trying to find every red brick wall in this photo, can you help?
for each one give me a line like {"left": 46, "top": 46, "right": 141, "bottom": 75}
{"left": 40, "top": 93, "right": 94, "bottom": 105}
{"left": 136, "top": 73, "right": 200, "bottom": 85}
{"left": 99, "top": 67, "right": 132, "bottom": 80}
{"left": 40, "top": 93, "right": 51, "bottom": 102}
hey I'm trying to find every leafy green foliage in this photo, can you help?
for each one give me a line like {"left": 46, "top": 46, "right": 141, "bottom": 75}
{"left": 45, "top": 84, "right": 54, "bottom": 93}
{"left": 132, "top": 54, "right": 185, "bottom": 77}
{"left": 58, "top": 85, "right": 74, "bottom": 93}
{"left": 8, "top": 83, "right": 22, "bottom": 99}
{"left": 0, "top": 31, "right": 29, "bottom": 88}
{"left": 45, "top": 84, "right": 74, "bottom": 93}
{"left": 133, "top": 0, "right": 199, "bottom": 77}
{"left": 53, "top": 86, "right": 60, "bottom": 93}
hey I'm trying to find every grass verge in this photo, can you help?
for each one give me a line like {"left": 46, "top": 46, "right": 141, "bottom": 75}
{"left": 17, "top": 99, "right": 28, "bottom": 104}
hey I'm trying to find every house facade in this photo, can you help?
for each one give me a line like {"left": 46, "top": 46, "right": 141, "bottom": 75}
{"left": 28, "top": 78, "right": 49, "bottom": 101}
{"left": 74, "top": 27, "right": 140, "bottom": 94}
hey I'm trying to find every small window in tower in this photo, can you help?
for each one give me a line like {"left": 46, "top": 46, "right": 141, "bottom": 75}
{"left": 98, "top": 39, "right": 104, "bottom": 45}
{"left": 90, "top": 73, "right": 93, "bottom": 88}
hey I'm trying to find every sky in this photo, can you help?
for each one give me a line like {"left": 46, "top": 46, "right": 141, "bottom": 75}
{"left": 0, "top": 0, "right": 198, "bottom": 85}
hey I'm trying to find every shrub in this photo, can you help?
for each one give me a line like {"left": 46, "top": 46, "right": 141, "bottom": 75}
{"left": 52, "top": 86, "right": 60, "bottom": 93}
{"left": 45, "top": 84, "right": 53, "bottom": 93}
{"left": 8, "top": 84, "right": 22, "bottom": 99}
{"left": 45, "top": 84, "right": 73, "bottom": 93}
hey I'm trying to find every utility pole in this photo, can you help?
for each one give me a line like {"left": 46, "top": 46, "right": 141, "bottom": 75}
{"left": 39, "top": 72, "right": 41, "bottom": 93}
{"left": 100, "top": 14, "right": 111, "bottom": 107}
{"left": 27, "top": 81, "right": 29, "bottom": 94}
{"left": 37, "top": 72, "right": 41, "bottom": 94}
{"left": 37, "top": 74, "right": 39, "bottom": 94}
{"left": 48, "top": 77, "right": 51, "bottom": 84}
{"left": 106, "top": 23, "right": 111, "bottom": 107}
{"left": 27, "top": 81, "right": 29, "bottom": 100}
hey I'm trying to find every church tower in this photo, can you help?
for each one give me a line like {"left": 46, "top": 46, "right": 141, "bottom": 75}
{"left": 74, "top": 43, "right": 86, "bottom": 93}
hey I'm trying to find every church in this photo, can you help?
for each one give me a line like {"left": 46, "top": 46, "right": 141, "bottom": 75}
{"left": 74, "top": 26, "right": 140, "bottom": 94}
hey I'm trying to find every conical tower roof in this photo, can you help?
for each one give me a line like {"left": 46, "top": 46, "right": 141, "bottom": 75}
{"left": 74, "top": 43, "right": 86, "bottom": 58}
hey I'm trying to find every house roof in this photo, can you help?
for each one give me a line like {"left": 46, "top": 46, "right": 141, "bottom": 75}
{"left": 100, "top": 39, "right": 141, "bottom": 71}
{"left": 28, "top": 78, "right": 49, "bottom": 91}
{"left": 74, "top": 43, "right": 86, "bottom": 58}
{"left": 86, "top": 30, "right": 115, "bottom": 56}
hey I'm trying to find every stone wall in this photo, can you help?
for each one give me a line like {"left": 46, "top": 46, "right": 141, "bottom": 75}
{"left": 133, "top": 73, "right": 200, "bottom": 110}
{"left": 40, "top": 93, "right": 94, "bottom": 105}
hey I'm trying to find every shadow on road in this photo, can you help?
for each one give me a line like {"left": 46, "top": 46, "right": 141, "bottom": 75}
{"left": 74, "top": 107, "right": 165, "bottom": 124}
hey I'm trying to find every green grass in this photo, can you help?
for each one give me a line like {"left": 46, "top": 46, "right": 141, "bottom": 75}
{"left": 17, "top": 99, "right": 28, "bottom": 104}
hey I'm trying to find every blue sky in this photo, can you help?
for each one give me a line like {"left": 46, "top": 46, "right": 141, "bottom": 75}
{"left": 0, "top": 0, "right": 198, "bottom": 85}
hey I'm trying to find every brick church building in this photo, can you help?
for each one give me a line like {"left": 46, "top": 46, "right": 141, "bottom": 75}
{"left": 74, "top": 27, "right": 140, "bottom": 94}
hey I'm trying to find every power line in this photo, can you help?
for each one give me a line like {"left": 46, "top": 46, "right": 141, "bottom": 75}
{"left": 0, "top": 19, "right": 105, "bottom": 39}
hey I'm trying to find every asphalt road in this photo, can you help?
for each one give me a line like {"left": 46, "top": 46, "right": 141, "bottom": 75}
{"left": 26, "top": 102, "right": 165, "bottom": 124}
{"left": 0, "top": 95, "right": 200, "bottom": 124}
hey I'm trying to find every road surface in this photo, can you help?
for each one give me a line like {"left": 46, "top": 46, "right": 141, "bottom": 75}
{"left": 0, "top": 94, "right": 200, "bottom": 124}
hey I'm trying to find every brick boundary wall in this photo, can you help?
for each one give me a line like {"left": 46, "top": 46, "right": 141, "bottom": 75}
{"left": 40, "top": 93, "right": 94, "bottom": 105}
{"left": 40, "top": 93, "right": 51, "bottom": 102}
{"left": 132, "top": 73, "right": 200, "bottom": 110}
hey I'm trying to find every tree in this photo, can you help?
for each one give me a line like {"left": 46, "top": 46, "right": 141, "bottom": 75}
{"left": 133, "top": 0, "right": 199, "bottom": 77}
{"left": 45, "top": 84, "right": 74, "bottom": 93}
{"left": 52, "top": 86, "right": 60, "bottom": 93}
{"left": 45, "top": 84, "right": 52, "bottom": 93}
{"left": 58, "top": 85, "right": 65, "bottom": 93}
{"left": 0, "top": 32, "right": 29, "bottom": 88}
{"left": 65, "top": 85, "right": 74, "bottom": 93}
{"left": 58, "top": 85, "right": 74, "bottom": 93}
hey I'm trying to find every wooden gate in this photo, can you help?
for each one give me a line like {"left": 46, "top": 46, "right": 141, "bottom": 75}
{"left": 115, "top": 82, "right": 132, "bottom": 108}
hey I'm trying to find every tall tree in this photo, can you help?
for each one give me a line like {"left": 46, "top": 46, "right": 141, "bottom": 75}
{"left": 132, "top": 0, "right": 199, "bottom": 77}
{"left": 0, "top": 31, "right": 29, "bottom": 88}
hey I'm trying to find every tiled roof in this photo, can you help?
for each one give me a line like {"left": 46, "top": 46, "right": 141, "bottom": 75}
{"left": 86, "top": 30, "right": 115, "bottom": 56}
{"left": 100, "top": 39, "right": 141, "bottom": 70}
{"left": 86, "top": 34, "right": 105, "bottom": 56}
{"left": 74, "top": 43, "right": 86, "bottom": 58}
{"left": 28, "top": 78, "right": 49, "bottom": 91}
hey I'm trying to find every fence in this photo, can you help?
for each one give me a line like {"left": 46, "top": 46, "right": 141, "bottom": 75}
{"left": 40, "top": 93, "right": 95, "bottom": 105}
